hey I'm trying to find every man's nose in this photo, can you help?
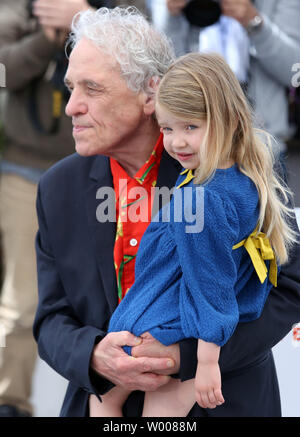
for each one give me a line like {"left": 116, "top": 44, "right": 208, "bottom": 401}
{"left": 65, "top": 90, "right": 88, "bottom": 117}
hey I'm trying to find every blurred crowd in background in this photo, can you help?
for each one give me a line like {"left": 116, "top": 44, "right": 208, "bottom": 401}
{"left": 0, "top": 0, "right": 299, "bottom": 417}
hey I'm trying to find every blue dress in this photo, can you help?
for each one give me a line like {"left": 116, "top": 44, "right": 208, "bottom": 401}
{"left": 108, "top": 164, "right": 274, "bottom": 348}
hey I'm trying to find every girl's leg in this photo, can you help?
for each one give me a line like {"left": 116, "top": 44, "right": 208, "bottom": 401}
{"left": 89, "top": 386, "right": 131, "bottom": 417}
{"left": 142, "top": 378, "right": 195, "bottom": 417}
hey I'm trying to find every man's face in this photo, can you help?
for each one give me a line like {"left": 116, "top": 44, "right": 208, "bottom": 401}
{"left": 64, "top": 38, "right": 148, "bottom": 158}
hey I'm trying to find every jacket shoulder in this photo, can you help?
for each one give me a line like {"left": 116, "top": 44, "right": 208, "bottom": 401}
{"left": 39, "top": 153, "right": 108, "bottom": 192}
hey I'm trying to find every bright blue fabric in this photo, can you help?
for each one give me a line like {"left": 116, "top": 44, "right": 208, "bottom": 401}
{"left": 109, "top": 164, "right": 274, "bottom": 348}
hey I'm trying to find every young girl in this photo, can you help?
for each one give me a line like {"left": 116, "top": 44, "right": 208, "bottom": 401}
{"left": 89, "top": 53, "right": 297, "bottom": 417}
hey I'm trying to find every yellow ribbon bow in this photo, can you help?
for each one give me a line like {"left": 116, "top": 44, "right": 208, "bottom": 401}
{"left": 233, "top": 227, "right": 278, "bottom": 287}
{"left": 176, "top": 169, "right": 195, "bottom": 189}
{"left": 176, "top": 169, "right": 278, "bottom": 287}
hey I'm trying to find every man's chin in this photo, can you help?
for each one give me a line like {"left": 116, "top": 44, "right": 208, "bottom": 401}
{"left": 75, "top": 143, "right": 96, "bottom": 157}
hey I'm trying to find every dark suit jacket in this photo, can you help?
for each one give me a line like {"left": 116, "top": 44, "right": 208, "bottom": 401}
{"left": 33, "top": 151, "right": 300, "bottom": 417}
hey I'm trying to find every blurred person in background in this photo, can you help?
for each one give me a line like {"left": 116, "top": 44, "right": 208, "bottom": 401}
{"left": 149, "top": 0, "right": 221, "bottom": 56}
{"left": 150, "top": 0, "right": 300, "bottom": 170}
{"left": 0, "top": 93, "right": 4, "bottom": 291}
{"left": 114, "top": 0, "right": 149, "bottom": 16}
{"left": 33, "top": 6, "right": 300, "bottom": 418}
{"left": 0, "top": 0, "right": 112, "bottom": 417}
{"left": 150, "top": 0, "right": 204, "bottom": 56}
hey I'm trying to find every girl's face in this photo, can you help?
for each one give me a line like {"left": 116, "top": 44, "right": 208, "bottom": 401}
{"left": 156, "top": 103, "right": 207, "bottom": 170}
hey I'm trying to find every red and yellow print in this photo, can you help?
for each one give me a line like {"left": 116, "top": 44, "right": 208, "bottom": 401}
{"left": 110, "top": 134, "right": 164, "bottom": 303}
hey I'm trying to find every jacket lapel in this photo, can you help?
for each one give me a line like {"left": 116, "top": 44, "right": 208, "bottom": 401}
{"left": 85, "top": 150, "right": 181, "bottom": 316}
{"left": 85, "top": 155, "right": 118, "bottom": 315}
{"left": 157, "top": 149, "right": 182, "bottom": 189}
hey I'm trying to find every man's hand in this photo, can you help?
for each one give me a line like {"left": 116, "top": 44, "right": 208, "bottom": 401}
{"left": 167, "top": 0, "right": 188, "bottom": 16}
{"left": 91, "top": 331, "right": 176, "bottom": 392}
{"left": 131, "top": 331, "right": 180, "bottom": 375}
{"left": 195, "top": 339, "right": 224, "bottom": 409}
{"left": 221, "top": 0, "right": 259, "bottom": 27}
{"left": 33, "top": 0, "right": 90, "bottom": 31}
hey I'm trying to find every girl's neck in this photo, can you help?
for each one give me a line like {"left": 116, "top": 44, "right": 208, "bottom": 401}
{"left": 218, "top": 159, "right": 235, "bottom": 169}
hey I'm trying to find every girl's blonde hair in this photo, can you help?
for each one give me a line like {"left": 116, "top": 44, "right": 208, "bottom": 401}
{"left": 157, "top": 52, "right": 298, "bottom": 264}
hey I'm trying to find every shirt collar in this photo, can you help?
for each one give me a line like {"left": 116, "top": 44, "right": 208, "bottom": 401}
{"left": 176, "top": 168, "right": 195, "bottom": 189}
{"left": 110, "top": 134, "right": 164, "bottom": 185}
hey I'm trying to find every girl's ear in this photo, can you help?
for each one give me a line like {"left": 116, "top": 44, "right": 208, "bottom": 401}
{"left": 143, "top": 76, "right": 161, "bottom": 116}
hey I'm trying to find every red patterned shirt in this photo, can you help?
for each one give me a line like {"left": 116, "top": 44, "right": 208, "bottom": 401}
{"left": 110, "top": 134, "right": 164, "bottom": 303}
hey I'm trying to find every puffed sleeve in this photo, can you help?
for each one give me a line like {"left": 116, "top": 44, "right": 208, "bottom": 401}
{"left": 170, "top": 187, "right": 240, "bottom": 346}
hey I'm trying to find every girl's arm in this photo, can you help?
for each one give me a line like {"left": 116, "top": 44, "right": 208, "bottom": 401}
{"left": 195, "top": 339, "right": 224, "bottom": 409}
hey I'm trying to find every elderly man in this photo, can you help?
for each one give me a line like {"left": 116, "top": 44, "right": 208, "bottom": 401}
{"left": 0, "top": 0, "right": 111, "bottom": 417}
{"left": 33, "top": 7, "right": 300, "bottom": 417}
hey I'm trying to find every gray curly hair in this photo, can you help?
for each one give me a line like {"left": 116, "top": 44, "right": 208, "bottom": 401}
{"left": 68, "top": 6, "right": 175, "bottom": 94}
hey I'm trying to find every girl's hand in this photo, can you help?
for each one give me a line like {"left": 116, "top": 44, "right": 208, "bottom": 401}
{"left": 194, "top": 361, "right": 225, "bottom": 409}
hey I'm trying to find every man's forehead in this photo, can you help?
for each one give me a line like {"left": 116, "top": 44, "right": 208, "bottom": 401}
{"left": 66, "top": 42, "right": 119, "bottom": 81}
{"left": 69, "top": 38, "right": 118, "bottom": 68}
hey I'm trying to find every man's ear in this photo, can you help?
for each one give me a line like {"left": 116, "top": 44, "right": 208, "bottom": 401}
{"left": 143, "top": 76, "right": 161, "bottom": 116}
